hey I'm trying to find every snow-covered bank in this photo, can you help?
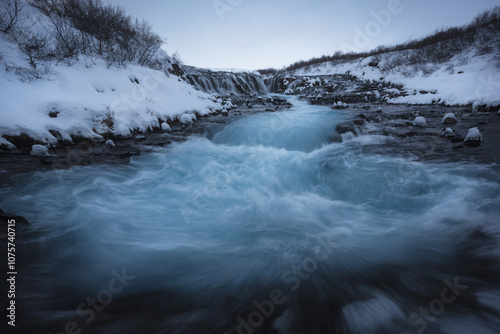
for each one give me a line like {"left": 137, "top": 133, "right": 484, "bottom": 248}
{"left": 292, "top": 48, "right": 500, "bottom": 108}
{"left": 0, "top": 48, "right": 224, "bottom": 147}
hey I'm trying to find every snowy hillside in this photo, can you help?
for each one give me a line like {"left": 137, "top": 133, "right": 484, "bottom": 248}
{"left": 285, "top": 7, "right": 500, "bottom": 108}
{"left": 0, "top": 51, "right": 223, "bottom": 146}
{"left": 292, "top": 49, "right": 500, "bottom": 108}
{"left": 0, "top": 0, "right": 225, "bottom": 149}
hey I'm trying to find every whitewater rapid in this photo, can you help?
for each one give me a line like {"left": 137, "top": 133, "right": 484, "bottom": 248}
{"left": 1, "top": 97, "right": 500, "bottom": 333}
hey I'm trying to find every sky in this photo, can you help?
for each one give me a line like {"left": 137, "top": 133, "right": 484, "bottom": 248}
{"left": 106, "top": 0, "right": 500, "bottom": 70}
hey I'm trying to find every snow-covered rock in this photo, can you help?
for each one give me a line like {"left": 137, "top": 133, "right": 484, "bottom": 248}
{"left": 442, "top": 113, "right": 457, "bottom": 124}
{"left": 105, "top": 139, "right": 115, "bottom": 148}
{"left": 180, "top": 114, "right": 194, "bottom": 126}
{"left": 0, "top": 137, "right": 16, "bottom": 150}
{"left": 161, "top": 122, "right": 172, "bottom": 132}
{"left": 464, "top": 127, "right": 482, "bottom": 146}
{"left": 413, "top": 116, "right": 427, "bottom": 127}
{"left": 224, "top": 98, "right": 234, "bottom": 109}
{"left": 30, "top": 145, "right": 50, "bottom": 156}
{"left": 441, "top": 127, "right": 455, "bottom": 137}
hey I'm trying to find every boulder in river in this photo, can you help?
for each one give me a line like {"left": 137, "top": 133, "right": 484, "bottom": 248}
{"left": 441, "top": 127, "right": 455, "bottom": 137}
{"left": 464, "top": 127, "right": 482, "bottom": 146}
{"left": 413, "top": 116, "right": 427, "bottom": 127}
{"left": 442, "top": 113, "right": 458, "bottom": 124}
{"left": 336, "top": 123, "right": 355, "bottom": 135}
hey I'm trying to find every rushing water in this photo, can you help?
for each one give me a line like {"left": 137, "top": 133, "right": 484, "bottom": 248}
{"left": 2, "top": 97, "right": 500, "bottom": 334}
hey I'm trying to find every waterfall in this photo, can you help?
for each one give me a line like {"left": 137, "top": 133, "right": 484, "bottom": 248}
{"left": 184, "top": 67, "right": 267, "bottom": 95}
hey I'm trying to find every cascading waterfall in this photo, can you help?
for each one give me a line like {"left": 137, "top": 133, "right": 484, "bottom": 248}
{"left": 1, "top": 97, "right": 500, "bottom": 334}
{"left": 186, "top": 71, "right": 267, "bottom": 95}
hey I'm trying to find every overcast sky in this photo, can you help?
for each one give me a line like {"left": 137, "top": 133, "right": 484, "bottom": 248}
{"left": 106, "top": 0, "right": 499, "bottom": 70}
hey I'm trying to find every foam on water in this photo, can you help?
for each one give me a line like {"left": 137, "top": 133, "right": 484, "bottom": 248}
{"left": 1, "top": 97, "right": 500, "bottom": 333}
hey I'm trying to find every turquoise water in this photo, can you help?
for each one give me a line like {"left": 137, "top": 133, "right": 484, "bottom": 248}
{"left": 2, "top": 97, "right": 500, "bottom": 333}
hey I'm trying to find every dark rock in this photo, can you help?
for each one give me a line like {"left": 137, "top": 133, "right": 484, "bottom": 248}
{"left": 335, "top": 123, "right": 355, "bottom": 135}
{"left": 0, "top": 211, "right": 30, "bottom": 225}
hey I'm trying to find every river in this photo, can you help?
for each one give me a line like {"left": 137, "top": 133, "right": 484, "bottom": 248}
{"left": 2, "top": 97, "right": 500, "bottom": 333}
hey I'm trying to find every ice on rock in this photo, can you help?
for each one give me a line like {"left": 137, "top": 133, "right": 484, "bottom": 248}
{"left": 30, "top": 144, "right": 50, "bottom": 156}
{"left": 442, "top": 113, "right": 457, "bottom": 124}
{"left": 413, "top": 116, "right": 426, "bottom": 127}
{"left": 161, "top": 122, "right": 171, "bottom": 132}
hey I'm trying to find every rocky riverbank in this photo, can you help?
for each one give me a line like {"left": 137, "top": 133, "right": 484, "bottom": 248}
{"left": 331, "top": 103, "right": 500, "bottom": 166}
{"left": 0, "top": 96, "right": 292, "bottom": 187}
{"left": 276, "top": 73, "right": 500, "bottom": 167}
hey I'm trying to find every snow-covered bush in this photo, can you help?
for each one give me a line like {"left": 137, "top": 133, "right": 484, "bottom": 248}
{"left": 0, "top": 0, "right": 22, "bottom": 34}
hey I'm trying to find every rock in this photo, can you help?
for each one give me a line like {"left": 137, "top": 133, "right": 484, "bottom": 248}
{"left": 353, "top": 119, "right": 365, "bottom": 126}
{"left": 441, "top": 127, "right": 455, "bottom": 137}
{"left": 376, "top": 107, "right": 383, "bottom": 113}
{"left": 442, "top": 113, "right": 457, "bottom": 124}
{"left": 180, "top": 114, "right": 194, "bottom": 126}
{"left": 221, "top": 109, "right": 229, "bottom": 116}
{"left": 336, "top": 123, "right": 355, "bottom": 135}
{"left": 413, "top": 116, "right": 427, "bottom": 127}
{"left": 161, "top": 122, "right": 172, "bottom": 132}
{"left": 30, "top": 144, "right": 50, "bottom": 156}
{"left": 463, "top": 127, "right": 482, "bottom": 146}
{"left": 105, "top": 139, "right": 116, "bottom": 148}
{"left": 0, "top": 210, "right": 30, "bottom": 225}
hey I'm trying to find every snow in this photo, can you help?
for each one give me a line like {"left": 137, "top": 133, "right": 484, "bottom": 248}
{"left": 413, "top": 116, "right": 427, "bottom": 127}
{"left": 464, "top": 127, "right": 483, "bottom": 142}
{"left": 105, "top": 139, "right": 115, "bottom": 148}
{"left": 179, "top": 114, "right": 194, "bottom": 126}
{"left": 30, "top": 144, "right": 50, "bottom": 156}
{"left": 0, "top": 39, "right": 222, "bottom": 146}
{"left": 161, "top": 122, "right": 172, "bottom": 132}
{"left": 293, "top": 49, "right": 500, "bottom": 107}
